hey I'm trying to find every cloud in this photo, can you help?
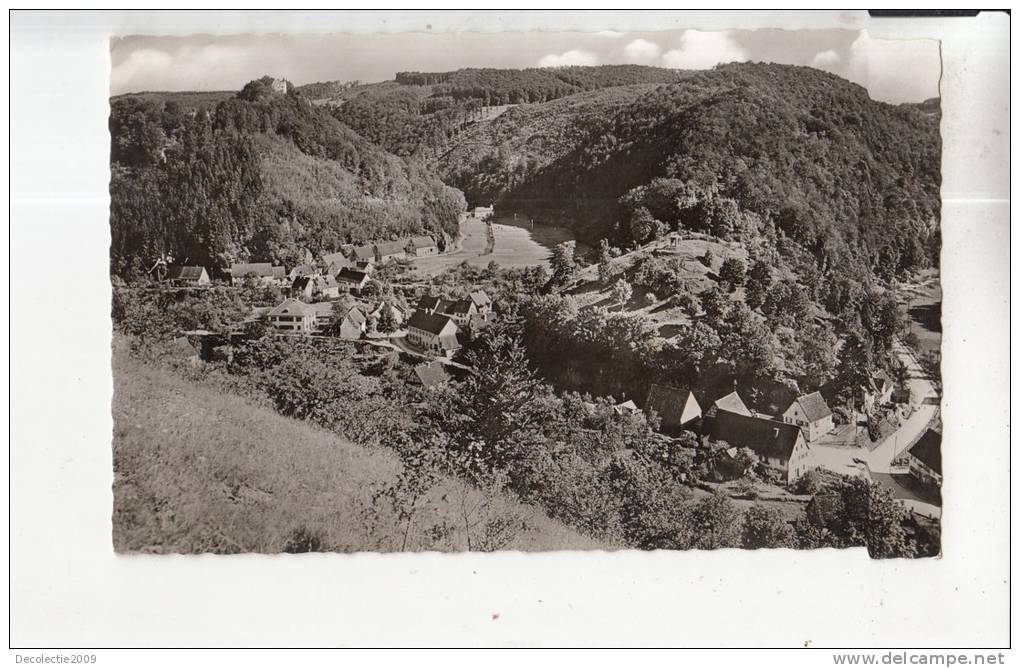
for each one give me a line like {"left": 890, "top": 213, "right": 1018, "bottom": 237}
{"left": 623, "top": 38, "right": 661, "bottom": 63}
{"left": 844, "top": 31, "right": 941, "bottom": 103}
{"left": 593, "top": 30, "right": 626, "bottom": 39}
{"left": 662, "top": 30, "right": 748, "bottom": 70}
{"left": 810, "top": 49, "right": 841, "bottom": 70}
{"left": 537, "top": 49, "right": 599, "bottom": 68}
{"left": 111, "top": 41, "right": 293, "bottom": 94}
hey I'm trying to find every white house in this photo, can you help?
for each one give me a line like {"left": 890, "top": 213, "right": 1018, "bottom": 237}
{"left": 782, "top": 391, "right": 834, "bottom": 442}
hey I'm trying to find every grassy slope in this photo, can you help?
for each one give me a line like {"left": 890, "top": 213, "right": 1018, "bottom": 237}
{"left": 112, "top": 348, "right": 602, "bottom": 553}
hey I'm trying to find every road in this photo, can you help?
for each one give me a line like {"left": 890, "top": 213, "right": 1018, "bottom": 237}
{"left": 864, "top": 339, "right": 939, "bottom": 473}
{"left": 805, "top": 338, "right": 939, "bottom": 476}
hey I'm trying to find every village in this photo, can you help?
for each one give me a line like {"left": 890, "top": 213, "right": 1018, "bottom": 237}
{"left": 150, "top": 213, "right": 943, "bottom": 524}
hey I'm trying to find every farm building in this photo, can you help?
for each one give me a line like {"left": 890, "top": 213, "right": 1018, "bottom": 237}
{"left": 313, "top": 274, "right": 340, "bottom": 299}
{"left": 351, "top": 245, "right": 376, "bottom": 265}
{"left": 288, "top": 264, "right": 316, "bottom": 280}
{"left": 406, "top": 311, "right": 460, "bottom": 356}
{"left": 707, "top": 411, "right": 811, "bottom": 483}
{"left": 645, "top": 384, "right": 701, "bottom": 433}
{"left": 374, "top": 241, "right": 407, "bottom": 263}
{"left": 408, "top": 235, "right": 439, "bottom": 257}
{"left": 230, "top": 262, "right": 287, "bottom": 287}
{"left": 337, "top": 307, "right": 368, "bottom": 340}
{"left": 370, "top": 301, "right": 409, "bottom": 326}
{"left": 166, "top": 265, "right": 210, "bottom": 287}
{"left": 782, "top": 391, "right": 834, "bottom": 442}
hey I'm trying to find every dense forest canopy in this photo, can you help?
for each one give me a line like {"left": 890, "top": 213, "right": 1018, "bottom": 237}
{"left": 109, "top": 76, "right": 464, "bottom": 277}
{"left": 438, "top": 63, "right": 941, "bottom": 278}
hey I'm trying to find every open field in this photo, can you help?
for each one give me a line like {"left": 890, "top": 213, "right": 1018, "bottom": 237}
{"left": 112, "top": 345, "right": 603, "bottom": 553}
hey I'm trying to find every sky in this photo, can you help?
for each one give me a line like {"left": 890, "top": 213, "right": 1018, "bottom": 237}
{"left": 110, "top": 28, "right": 941, "bottom": 104}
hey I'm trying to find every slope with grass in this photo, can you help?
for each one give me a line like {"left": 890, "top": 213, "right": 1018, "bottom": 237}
{"left": 112, "top": 348, "right": 602, "bottom": 553}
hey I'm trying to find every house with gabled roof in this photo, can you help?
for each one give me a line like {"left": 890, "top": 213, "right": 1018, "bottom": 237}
{"left": 288, "top": 264, "right": 317, "bottom": 280}
{"left": 336, "top": 268, "right": 370, "bottom": 294}
{"left": 469, "top": 289, "right": 492, "bottom": 314}
{"left": 374, "top": 241, "right": 406, "bottom": 263}
{"left": 408, "top": 235, "right": 439, "bottom": 257}
{"left": 645, "top": 384, "right": 702, "bottom": 433}
{"left": 413, "top": 361, "right": 450, "bottom": 389}
{"left": 230, "top": 262, "right": 288, "bottom": 287}
{"left": 406, "top": 311, "right": 460, "bottom": 356}
{"left": 336, "top": 306, "right": 367, "bottom": 340}
{"left": 613, "top": 399, "right": 640, "bottom": 416}
{"left": 351, "top": 245, "right": 376, "bottom": 265}
{"left": 321, "top": 251, "right": 352, "bottom": 275}
{"left": 416, "top": 294, "right": 443, "bottom": 314}
{"left": 706, "top": 390, "right": 752, "bottom": 418}
{"left": 370, "top": 300, "right": 409, "bottom": 327}
{"left": 438, "top": 298, "right": 477, "bottom": 326}
{"left": 267, "top": 298, "right": 318, "bottom": 335}
{"left": 782, "top": 391, "right": 834, "bottom": 442}
{"left": 167, "top": 265, "right": 210, "bottom": 287}
{"left": 707, "top": 411, "right": 811, "bottom": 483}
{"left": 291, "top": 276, "right": 315, "bottom": 300}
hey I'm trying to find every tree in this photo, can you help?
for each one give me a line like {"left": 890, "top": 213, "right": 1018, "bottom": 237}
{"left": 597, "top": 239, "right": 616, "bottom": 283}
{"left": 805, "top": 476, "right": 914, "bottom": 558}
{"left": 702, "top": 248, "right": 716, "bottom": 269}
{"left": 742, "top": 504, "right": 796, "bottom": 549}
{"left": 376, "top": 304, "right": 398, "bottom": 334}
{"left": 718, "top": 257, "right": 746, "bottom": 290}
{"left": 700, "top": 286, "right": 730, "bottom": 324}
{"left": 835, "top": 331, "right": 874, "bottom": 408}
{"left": 744, "top": 261, "right": 773, "bottom": 310}
{"left": 628, "top": 206, "right": 666, "bottom": 245}
{"left": 644, "top": 292, "right": 657, "bottom": 307}
{"left": 685, "top": 493, "right": 742, "bottom": 549}
{"left": 549, "top": 241, "right": 577, "bottom": 287}
{"left": 798, "top": 323, "right": 838, "bottom": 390}
{"left": 434, "top": 329, "right": 550, "bottom": 473}
{"left": 611, "top": 278, "right": 633, "bottom": 312}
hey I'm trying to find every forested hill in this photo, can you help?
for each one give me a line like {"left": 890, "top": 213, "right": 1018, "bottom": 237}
{"left": 438, "top": 63, "right": 941, "bottom": 279}
{"left": 109, "top": 76, "right": 464, "bottom": 277}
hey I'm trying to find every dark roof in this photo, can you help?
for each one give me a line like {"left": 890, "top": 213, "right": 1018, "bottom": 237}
{"left": 441, "top": 299, "right": 475, "bottom": 316}
{"left": 414, "top": 361, "right": 450, "bottom": 388}
{"left": 708, "top": 412, "right": 804, "bottom": 462}
{"left": 375, "top": 241, "right": 405, "bottom": 256}
{"left": 167, "top": 266, "right": 206, "bottom": 281}
{"left": 291, "top": 276, "right": 313, "bottom": 291}
{"left": 792, "top": 391, "right": 833, "bottom": 422}
{"left": 417, "top": 295, "right": 443, "bottom": 312}
{"left": 407, "top": 311, "right": 456, "bottom": 336}
{"left": 645, "top": 383, "right": 697, "bottom": 428}
{"left": 336, "top": 268, "right": 369, "bottom": 284}
{"left": 908, "top": 429, "right": 942, "bottom": 475}
{"left": 409, "top": 235, "right": 437, "bottom": 249}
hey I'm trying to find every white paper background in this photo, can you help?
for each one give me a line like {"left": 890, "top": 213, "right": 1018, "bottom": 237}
{"left": 8, "top": 9, "right": 1012, "bottom": 649}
